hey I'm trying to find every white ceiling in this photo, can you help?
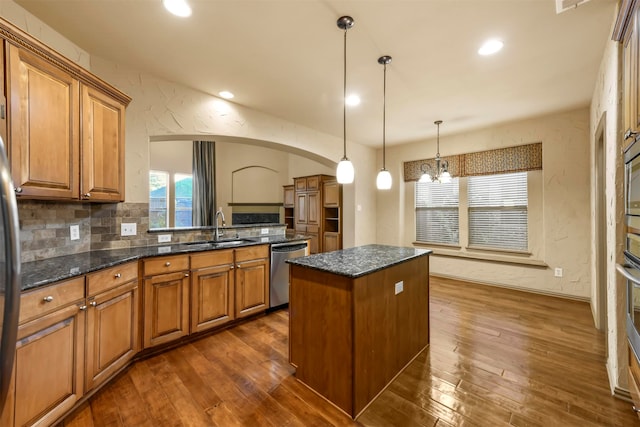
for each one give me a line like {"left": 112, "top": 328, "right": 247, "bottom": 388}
{"left": 15, "top": 0, "right": 616, "bottom": 148}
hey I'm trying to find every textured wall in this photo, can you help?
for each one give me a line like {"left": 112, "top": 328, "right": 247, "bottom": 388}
{"left": 378, "top": 107, "right": 592, "bottom": 299}
{"left": 590, "top": 8, "right": 625, "bottom": 394}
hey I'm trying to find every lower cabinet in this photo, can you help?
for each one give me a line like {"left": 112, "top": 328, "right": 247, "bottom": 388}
{"left": 142, "top": 254, "right": 190, "bottom": 349}
{"left": 629, "top": 343, "right": 640, "bottom": 420}
{"left": 190, "top": 250, "right": 235, "bottom": 333}
{"left": 323, "top": 232, "right": 341, "bottom": 253}
{"left": 13, "top": 278, "right": 86, "bottom": 427}
{"left": 235, "top": 245, "right": 270, "bottom": 318}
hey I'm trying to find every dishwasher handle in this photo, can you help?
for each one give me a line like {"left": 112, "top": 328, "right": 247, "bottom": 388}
{"left": 271, "top": 243, "right": 308, "bottom": 253}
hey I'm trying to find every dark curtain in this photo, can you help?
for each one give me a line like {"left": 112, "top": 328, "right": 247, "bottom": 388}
{"left": 192, "top": 141, "right": 215, "bottom": 226}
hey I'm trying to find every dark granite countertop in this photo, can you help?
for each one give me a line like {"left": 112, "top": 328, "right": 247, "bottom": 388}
{"left": 21, "top": 233, "right": 310, "bottom": 292}
{"left": 286, "top": 244, "right": 432, "bottom": 278}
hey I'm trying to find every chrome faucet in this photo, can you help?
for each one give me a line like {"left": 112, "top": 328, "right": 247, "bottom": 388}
{"left": 214, "top": 207, "right": 225, "bottom": 241}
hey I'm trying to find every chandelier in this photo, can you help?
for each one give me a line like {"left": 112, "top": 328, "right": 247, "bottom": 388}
{"left": 419, "top": 120, "right": 451, "bottom": 184}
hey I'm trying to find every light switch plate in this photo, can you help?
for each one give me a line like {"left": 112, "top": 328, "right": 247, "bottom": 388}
{"left": 70, "top": 225, "right": 80, "bottom": 241}
{"left": 121, "top": 223, "right": 137, "bottom": 236}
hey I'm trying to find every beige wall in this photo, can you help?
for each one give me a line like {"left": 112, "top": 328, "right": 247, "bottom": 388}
{"left": 377, "top": 108, "right": 592, "bottom": 299}
{"left": 0, "top": 1, "right": 377, "bottom": 250}
{"left": 590, "top": 8, "right": 625, "bottom": 394}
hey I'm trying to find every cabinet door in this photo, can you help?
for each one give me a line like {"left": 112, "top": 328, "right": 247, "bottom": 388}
{"left": 307, "top": 231, "right": 319, "bottom": 254}
{"left": 235, "top": 257, "right": 269, "bottom": 318}
{"left": 8, "top": 44, "right": 80, "bottom": 199}
{"left": 283, "top": 185, "right": 294, "bottom": 207}
{"left": 308, "top": 191, "right": 320, "bottom": 226}
{"left": 191, "top": 264, "right": 235, "bottom": 333}
{"left": 143, "top": 271, "right": 190, "bottom": 349}
{"left": 81, "top": 85, "right": 126, "bottom": 202}
{"left": 0, "top": 40, "right": 7, "bottom": 149}
{"left": 323, "top": 181, "right": 340, "bottom": 207}
{"left": 14, "top": 303, "right": 85, "bottom": 427}
{"left": 86, "top": 280, "right": 139, "bottom": 391}
{"left": 296, "top": 192, "right": 307, "bottom": 224}
{"left": 323, "top": 232, "right": 341, "bottom": 253}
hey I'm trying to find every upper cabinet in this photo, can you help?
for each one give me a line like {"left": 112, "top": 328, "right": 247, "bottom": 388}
{"left": 0, "top": 18, "right": 131, "bottom": 202}
{"left": 616, "top": 0, "right": 640, "bottom": 149}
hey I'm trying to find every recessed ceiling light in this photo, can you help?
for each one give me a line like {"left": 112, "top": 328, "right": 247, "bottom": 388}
{"left": 478, "top": 39, "right": 504, "bottom": 56}
{"left": 163, "top": 0, "right": 192, "bottom": 17}
{"left": 345, "top": 94, "right": 360, "bottom": 106}
{"left": 219, "top": 91, "right": 234, "bottom": 99}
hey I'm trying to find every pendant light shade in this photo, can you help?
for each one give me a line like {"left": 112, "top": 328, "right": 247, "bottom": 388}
{"left": 376, "top": 55, "right": 392, "bottom": 190}
{"left": 336, "top": 16, "right": 355, "bottom": 184}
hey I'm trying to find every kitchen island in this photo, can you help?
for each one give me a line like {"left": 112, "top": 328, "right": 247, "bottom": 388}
{"left": 287, "top": 244, "right": 431, "bottom": 418}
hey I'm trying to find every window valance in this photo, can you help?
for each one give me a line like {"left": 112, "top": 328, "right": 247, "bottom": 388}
{"left": 403, "top": 142, "right": 542, "bottom": 182}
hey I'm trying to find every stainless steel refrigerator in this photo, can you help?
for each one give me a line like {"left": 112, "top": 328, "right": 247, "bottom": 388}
{"left": 0, "top": 136, "right": 21, "bottom": 413}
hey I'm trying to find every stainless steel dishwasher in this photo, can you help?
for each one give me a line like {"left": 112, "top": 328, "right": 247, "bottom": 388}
{"left": 270, "top": 241, "right": 308, "bottom": 309}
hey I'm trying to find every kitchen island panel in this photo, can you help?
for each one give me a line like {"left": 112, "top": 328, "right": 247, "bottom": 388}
{"left": 289, "top": 266, "right": 354, "bottom": 415}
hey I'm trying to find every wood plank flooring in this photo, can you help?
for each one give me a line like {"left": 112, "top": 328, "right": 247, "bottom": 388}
{"left": 59, "top": 277, "right": 640, "bottom": 426}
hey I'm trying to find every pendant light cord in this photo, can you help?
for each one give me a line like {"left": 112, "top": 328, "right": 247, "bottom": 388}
{"left": 382, "top": 62, "right": 387, "bottom": 169}
{"left": 343, "top": 28, "right": 347, "bottom": 160}
{"left": 436, "top": 121, "right": 440, "bottom": 157}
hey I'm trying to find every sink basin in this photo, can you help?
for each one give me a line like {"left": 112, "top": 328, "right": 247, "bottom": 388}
{"left": 212, "top": 238, "right": 254, "bottom": 247}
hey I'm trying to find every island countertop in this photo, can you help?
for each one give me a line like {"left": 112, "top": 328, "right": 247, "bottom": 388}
{"left": 286, "top": 244, "right": 431, "bottom": 278}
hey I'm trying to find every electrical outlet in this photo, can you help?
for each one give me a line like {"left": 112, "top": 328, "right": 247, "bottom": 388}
{"left": 554, "top": 267, "right": 563, "bottom": 278}
{"left": 261, "top": 228, "right": 269, "bottom": 235}
{"left": 158, "top": 234, "right": 172, "bottom": 243}
{"left": 70, "top": 225, "right": 80, "bottom": 241}
{"left": 395, "top": 281, "right": 404, "bottom": 295}
{"left": 121, "top": 223, "right": 137, "bottom": 236}
{"left": 157, "top": 246, "right": 171, "bottom": 254}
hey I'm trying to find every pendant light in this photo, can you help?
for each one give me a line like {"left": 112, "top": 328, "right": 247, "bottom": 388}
{"left": 336, "top": 16, "right": 355, "bottom": 184}
{"left": 376, "top": 55, "right": 392, "bottom": 190}
{"left": 419, "top": 120, "right": 452, "bottom": 183}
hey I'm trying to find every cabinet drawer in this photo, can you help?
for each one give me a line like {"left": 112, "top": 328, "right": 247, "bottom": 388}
{"left": 306, "top": 176, "right": 319, "bottom": 190}
{"left": 20, "top": 277, "right": 85, "bottom": 324}
{"left": 235, "top": 245, "right": 269, "bottom": 263}
{"left": 143, "top": 255, "right": 189, "bottom": 276}
{"left": 87, "top": 261, "right": 138, "bottom": 296}
{"left": 191, "top": 249, "right": 234, "bottom": 270}
{"left": 306, "top": 225, "right": 319, "bottom": 234}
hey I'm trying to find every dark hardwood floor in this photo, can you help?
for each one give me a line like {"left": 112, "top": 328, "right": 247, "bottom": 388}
{"left": 60, "top": 277, "right": 640, "bottom": 426}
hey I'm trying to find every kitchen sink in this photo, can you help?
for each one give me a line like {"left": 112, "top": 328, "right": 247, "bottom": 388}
{"left": 212, "top": 238, "right": 255, "bottom": 247}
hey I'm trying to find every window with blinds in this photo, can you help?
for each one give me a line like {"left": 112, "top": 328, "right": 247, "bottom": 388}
{"left": 415, "top": 178, "right": 459, "bottom": 245}
{"left": 468, "top": 172, "right": 528, "bottom": 251}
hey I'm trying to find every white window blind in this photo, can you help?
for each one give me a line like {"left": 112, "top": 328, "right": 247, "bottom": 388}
{"left": 415, "top": 179, "right": 459, "bottom": 245}
{"left": 468, "top": 172, "right": 528, "bottom": 251}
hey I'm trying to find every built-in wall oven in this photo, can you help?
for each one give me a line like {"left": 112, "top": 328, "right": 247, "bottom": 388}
{"left": 620, "top": 138, "right": 640, "bottom": 359}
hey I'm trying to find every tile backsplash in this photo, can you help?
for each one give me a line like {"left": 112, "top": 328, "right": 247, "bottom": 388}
{"left": 18, "top": 200, "right": 286, "bottom": 263}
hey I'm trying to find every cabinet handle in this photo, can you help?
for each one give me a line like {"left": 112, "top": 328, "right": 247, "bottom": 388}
{"left": 89, "top": 301, "right": 97, "bottom": 307}
{"left": 0, "top": 105, "right": 5, "bottom": 120}
{"left": 633, "top": 406, "right": 640, "bottom": 413}
{"left": 84, "top": 193, "right": 91, "bottom": 198}
{"left": 43, "top": 296, "right": 53, "bottom": 303}
{"left": 14, "top": 187, "right": 22, "bottom": 194}
{"left": 625, "top": 129, "right": 640, "bottom": 141}
{"left": 184, "top": 273, "right": 190, "bottom": 277}
{"left": 114, "top": 273, "right": 121, "bottom": 278}
{"left": 79, "top": 305, "right": 87, "bottom": 311}
{"left": 230, "top": 265, "right": 234, "bottom": 269}
{"left": 165, "top": 262, "right": 171, "bottom": 267}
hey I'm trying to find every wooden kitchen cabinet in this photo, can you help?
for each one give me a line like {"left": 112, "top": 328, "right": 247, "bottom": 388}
{"left": 142, "top": 255, "right": 190, "bottom": 349}
{"left": 85, "top": 262, "right": 139, "bottom": 391}
{"left": 1, "top": 18, "right": 131, "bottom": 202}
{"left": 235, "top": 245, "right": 269, "bottom": 318}
{"left": 629, "top": 343, "right": 640, "bottom": 421}
{"left": 8, "top": 44, "right": 80, "bottom": 200}
{"left": 617, "top": 0, "right": 640, "bottom": 149}
{"left": 293, "top": 175, "right": 341, "bottom": 254}
{"left": 14, "top": 278, "right": 86, "bottom": 427}
{"left": 190, "top": 250, "right": 235, "bottom": 333}
{"left": 283, "top": 185, "right": 294, "bottom": 230}
{"left": 80, "top": 84, "right": 126, "bottom": 201}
